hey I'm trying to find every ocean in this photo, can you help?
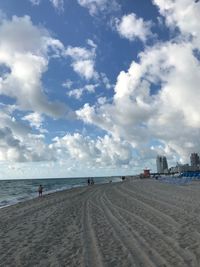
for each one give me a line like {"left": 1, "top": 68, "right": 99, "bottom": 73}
{"left": 0, "top": 176, "right": 121, "bottom": 208}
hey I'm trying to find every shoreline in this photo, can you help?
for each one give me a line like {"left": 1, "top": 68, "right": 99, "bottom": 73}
{"left": 0, "top": 176, "right": 122, "bottom": 210}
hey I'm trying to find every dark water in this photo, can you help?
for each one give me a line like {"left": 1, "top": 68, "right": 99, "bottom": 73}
{"left": 0, "top": 176, "right": 121, "bottom": 208}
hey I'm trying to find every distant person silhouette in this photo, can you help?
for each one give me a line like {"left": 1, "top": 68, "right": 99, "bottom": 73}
{"left": 38, "top": 185, "right": 43, "bottom": 197}
{"left": 87, "top": 178, "right": 91, "bottom": 185}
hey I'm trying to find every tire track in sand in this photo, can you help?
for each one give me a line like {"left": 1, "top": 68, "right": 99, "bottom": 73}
{"left": 117, "top": 183, "right": 200, "bottom": 264}
{"left": 94, "top": 187, "right": 159, "bottom": 267}
{"left": 82, "top": 188, "right": 104, "bottom": 267}
{"left": 103, "top": 188, "right": 196, "bottom": 267}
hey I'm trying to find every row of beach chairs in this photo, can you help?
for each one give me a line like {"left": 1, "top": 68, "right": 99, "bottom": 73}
{"left": 157, "top": 174, "right": 200, "bottom": 185}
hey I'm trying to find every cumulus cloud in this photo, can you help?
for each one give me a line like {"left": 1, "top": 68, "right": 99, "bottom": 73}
{"left": 73, "top": 60, "right": 97, "bottom": 80}
{"left": 115, "top": 13, "right": 153, "bottom": 42}
{"left": 67, "top": 84, "right": 98, "bottom": 99}
{"left": 0, "top": 127, "right": 26, "bottom": 162}
{"left": 2, "top": 0, "right": 200, "bottom": 173}
{"left": 0, "top": 125, "right": 54, "bottom": 162}
{"left": 65, "top": 41, "right": 98, "bottom": 80}
{"left": 50, "top": 0, "right": 64, "bottom": 12}
{"left": 0, "top": 107, "right": 54, "bottom": 162}
{"left": 0, "top": 16, "right": 112, "bottom": 167}
{"left": 0, "top": 104, "right": 54, "bottom": 164}
{"left": 52, "top": 133, "right": 133, "bottom": 167}
{"left": 77, "top": 0, "right": 120, "bottom": 16}
{"left": 153, "top": 0, "right": 200, "bottom": 46}
{"left": 0, "top": 15, "right": 81, "bottom": 164}
{"left": 77, "top": 41, "right": 200, "bottom": 162}
{"left": 0, "top": 15, "right": 71, "bottom": 118}
{"left": 22, "top": 112, "right": 47, "bottom": 133}
{"left": 76, "top": 1, "right": 200, "bottom": 165}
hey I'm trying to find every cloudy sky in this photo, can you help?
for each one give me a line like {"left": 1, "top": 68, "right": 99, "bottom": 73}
{"left": 0, "top": 0, "right": 200, "bottom": 179}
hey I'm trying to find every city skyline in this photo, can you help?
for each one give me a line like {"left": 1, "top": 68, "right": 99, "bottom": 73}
{"left": 157, "top": 152, "right": 200, "bottom": 174}
{"left": 0, "top": 0, "right": 200, "bottom": 179}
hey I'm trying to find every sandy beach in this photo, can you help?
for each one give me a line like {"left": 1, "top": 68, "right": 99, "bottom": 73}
{"left": 1, "top": 178, "right": 200, "bottom": 266}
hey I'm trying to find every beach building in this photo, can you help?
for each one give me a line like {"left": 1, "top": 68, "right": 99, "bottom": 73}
{"left": 169, "top": 163, "right": 200, "bottom": 174}
{"left": 176, "top": 163, "right": 191, "bottom": 173}
{"left": 156, "top": 155, "right": 168, "bottom": 173}
{"left": 143, "top": 169, "right": 150, "bottom": 177}
{"left": 168, "top": 153, "right": 200, "bottom": 174}
{"left": 190, "top": 153, "right": 200, "bottom": 168}
{"left": 139, "top": 169, "right": 151, "bottom": 178}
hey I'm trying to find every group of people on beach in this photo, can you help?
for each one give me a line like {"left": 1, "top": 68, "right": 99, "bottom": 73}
{"left": 38, "top": 177, "right": 95, "bottom": 197}
{"left": 37, "top": 177, "right": 95, "bottom": 198}
{"left": 87, "top": 178, "right": 94, "bottom": 185}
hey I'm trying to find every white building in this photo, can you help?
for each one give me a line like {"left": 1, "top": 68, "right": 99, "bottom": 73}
{"left": 156, "top": 155, "right": 168, "bottom": 173}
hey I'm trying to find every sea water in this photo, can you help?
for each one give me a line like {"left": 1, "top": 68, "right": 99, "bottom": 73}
{"left": 0, "top": 176, "right": 121, "bottom": 208}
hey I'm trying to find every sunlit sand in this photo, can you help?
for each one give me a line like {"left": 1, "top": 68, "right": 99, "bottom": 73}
{"left": 1, "top": 178, "right": 200, "bottom": 266}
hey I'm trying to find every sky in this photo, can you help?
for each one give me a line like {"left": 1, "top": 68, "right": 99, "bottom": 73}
{"left": 0, "top": 0, "right": 200, "bottom": 179}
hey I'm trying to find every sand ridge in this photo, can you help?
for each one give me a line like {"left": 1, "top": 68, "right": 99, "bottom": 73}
{"left": 1, "top": 179, "right": 200, "bottom": 266}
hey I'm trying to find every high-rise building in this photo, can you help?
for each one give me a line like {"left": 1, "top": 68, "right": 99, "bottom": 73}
{"left": 156, "top": 155, "right": 168, "bottom": 173}
{"left": 190, "top": 153, "right": 200, "bottom": 167}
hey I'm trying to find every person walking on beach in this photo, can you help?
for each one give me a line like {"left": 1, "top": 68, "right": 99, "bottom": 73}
{"left": 38, "top": 185, "right": 43, "bottom": 197}
{"left": 87, "top": 178, "right": 90, "bottom": 185}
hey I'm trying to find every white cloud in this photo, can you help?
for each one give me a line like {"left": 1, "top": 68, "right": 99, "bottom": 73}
{"left": 97, "top": 97, "right": 107, "bottom": 105}
{"left": 62, "top": 79, "right": 73, "bottom": 89}
{"left": 77, "top": 0, "right": 120, "bottom": 16}
{"left": 100, "top": 72, "right": 113, "bottom": 89}
{"left": 52, "top": 133, "right": 133, "bottom": 167}
{"left": 0, "top": 15, "right": 71, "bottom": 118}
{"left": 50, "top": 0, "right": 64, "bottom": 12}
{"left": 22, "top": 112, "right": 43, "bottom": 129}
{"left": 67, "top": 83, "right": 98, "bottom": 99}
{"left": 115, "top": 13, "right": 153, "bottom": 42}
{"left": 0, "top": 106, "right": 31, "bottom": 138}
{"left": 73, "top": 60, "right": 97, "bottom": 80}
{"left": 29, "top": 0, "right": 64, "bottom": 12}
{"left": 22, "top": 112, "right": 47, "bottom": 133}
{"left": 85, "top": 84, "right": 98, "bottom": 92}
{"left": 0, "top": 106, "right": 54, "bottom": 162}
{"left": 87, "top": 38, "right": 97, "bottom": 48}
{"left": 2, "top": 0, "right": 200, "bottom": 174}
{"left": 65, "top": 46, "right": 93, "bottom": 60}
{"left": 0, "top": 123, "right": 53, "bottom": 162}
{"left": 77, "top": 16, "right": 200, "bottom": 166}
{"left": 153, "top": 0, "right": 200, "bottom": 45}
{"left": 64, "top": 42, "right": 112, "bottom": 87}
{"left": 68, "top": 88, "right": 84, "bottom": 99}
{"left": 29, "top": 0, "right": 41, "bottom": 5}
{"left": 65, "top": 42, "right": 98, "bottom": 80}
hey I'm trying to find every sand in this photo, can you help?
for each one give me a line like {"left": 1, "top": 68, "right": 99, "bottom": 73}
{"left": 1, "top": 178, "right": 200, "bottom": 267}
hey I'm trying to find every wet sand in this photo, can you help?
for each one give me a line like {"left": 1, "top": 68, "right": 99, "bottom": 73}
{"left": 1, "top": 178, "right": 200, "bottom": 266}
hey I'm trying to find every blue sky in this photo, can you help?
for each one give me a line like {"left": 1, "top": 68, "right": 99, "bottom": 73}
{"left": 0, "top": 0, "right": 200, "bottom": 179}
